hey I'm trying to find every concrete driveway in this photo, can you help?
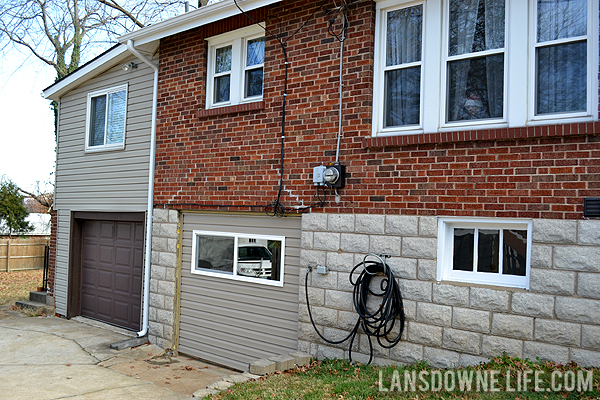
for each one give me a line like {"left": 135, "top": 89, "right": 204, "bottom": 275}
{"left": 0, "top": 315, "right": 243, "bottom": 399}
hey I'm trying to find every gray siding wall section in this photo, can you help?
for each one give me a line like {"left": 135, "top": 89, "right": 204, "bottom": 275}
{"left": 299, "top": 213, "right": 600, "bottom": 368}
{"left": 54, "top": 209, "right": 71, "bottom": 315}
{"left": 53, "top": 54, "right": 155, "bottom": 316}
{"left": 55, "top": 54, "right": 154, "bottom": 211}
{"left": 177, "top": 213, "right": 301, "bottom": 371}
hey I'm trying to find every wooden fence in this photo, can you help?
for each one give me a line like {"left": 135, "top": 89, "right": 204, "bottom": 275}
{"left": 0, "top": 238, "right": 49, "bottom": 271}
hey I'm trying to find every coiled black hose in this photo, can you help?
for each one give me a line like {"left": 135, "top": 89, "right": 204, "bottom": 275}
{"left": 305, "top": 257, "right": 405, "bottom": 364}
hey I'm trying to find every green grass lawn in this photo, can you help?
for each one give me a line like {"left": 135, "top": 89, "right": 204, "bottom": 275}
{"left": 208, "top": 356, "right": 600, "bottom": 400}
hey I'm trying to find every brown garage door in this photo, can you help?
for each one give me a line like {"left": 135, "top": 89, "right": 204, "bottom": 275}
{"left": 81, "top": 220, "right": 144, "bottom": 330}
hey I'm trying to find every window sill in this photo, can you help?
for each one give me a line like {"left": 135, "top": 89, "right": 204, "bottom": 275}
{"left": 364, "top": 121, "right": 600, "bottom": 148}
{"left": 197, "top": 100, "right": 264, "bottom": 118}
{"left": 84, "top": 144, "right": 125, "bottom": 153}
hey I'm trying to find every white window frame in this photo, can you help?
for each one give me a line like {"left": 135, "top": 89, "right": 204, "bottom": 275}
{"left": 84, "top": 84, "right": 128, "bottom": 152}
{"left": 528, "top": 0, "right": 597, "bottom": 123}
{"left": 190, "top": 230, "right": 286, "bottom": 287}
{"left": 206, "top": 24, "right": 265, "bottom": 109}
{"left": 372, "top": 0, "right": 598, "bottom": 138}
{"left": 437, "top": 217, "right": 532, "bottom": 289}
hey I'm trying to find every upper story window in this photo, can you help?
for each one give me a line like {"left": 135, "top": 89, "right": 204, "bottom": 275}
{"left": 206, "top": 25, "right": 265, "bottom": 109}
{"left": 85, "top": 84, "right": 127, "bottom": 152}
{"left": 372, "top": 0, "right": 598, "bottom": 137}
{"left": 437, "top": 217, "right": 532, "bottom": 289}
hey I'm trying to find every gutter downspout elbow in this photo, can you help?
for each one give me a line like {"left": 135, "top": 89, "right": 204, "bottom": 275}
{"left": 126, "top": 39, "right": 158, "bottom": 338}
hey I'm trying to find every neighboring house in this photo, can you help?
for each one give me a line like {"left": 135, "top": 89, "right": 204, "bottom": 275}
{"left": 46, "top": 0, "right": 600, "bottom": 371}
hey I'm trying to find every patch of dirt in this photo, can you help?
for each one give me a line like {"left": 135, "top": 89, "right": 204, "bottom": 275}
{"left": 101, "top": 345, "right": 241, "bottom": 397}
{"left": 0, "top": 270, "right": 43, "bottom": 305}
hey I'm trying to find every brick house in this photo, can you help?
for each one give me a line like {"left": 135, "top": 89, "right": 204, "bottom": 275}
{"left": 46, "top": 0, "right": 600, "bottom": 370}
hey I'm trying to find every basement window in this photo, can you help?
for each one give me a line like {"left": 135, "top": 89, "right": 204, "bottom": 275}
{"left": 437, "top": 218, "right": 532, "bottom": 289}
{"left": 85, "top": 84, "right": 127, "bottom": 151}
{"left": 206, "top": 25, "right": 265, "bottom": 109}
{"left": 191, "top": 230, "right": 285, "bottom": 287}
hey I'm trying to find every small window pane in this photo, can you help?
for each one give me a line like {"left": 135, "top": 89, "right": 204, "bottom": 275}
{"left": 448, "top": 0, "right": 505, "bottom": 57}
{"left": 384, "top": 67, "right": 421, "bottom": 127}
{"left": 453, "top": 228, "right": 474, "bottom": 271}
{"left": 247, "top": 37, "right": 265, "bottom": 67}
{"left": 447, "top": 54, "right": 504, "bottom": 122}
{"left": 386, "top": 5, "right": 422, "bottom": 66}
{"left": 106, "top": 90, "right": 126, "bottom": 144}
{"left": 245, "top": 67, "right": 263, "bottom": 98}
{"left": 89, "top": 95, "right": 106, "bottom": 146}
{"left": 214, "top": 75, "right": 230, "bottom": 103}
{"left": 195, "top": 235, "right": 234, "bottom": 274}
{"left": 215, "top": 46, "right": 232, "bottom": 73}
{"left": 503, "top": 229, "right": 527, "bottom": 276}
{"left": 537, "top": 0, "right": 586, "bottom": 42}
{"left": 237, "top": 237, "right": 282, "bottom": 281}
{"left": 477, "top": 229, "right": 499, "bottom": 273}
{"left": 536, "top": 41, "right": 587, "bottom": 115}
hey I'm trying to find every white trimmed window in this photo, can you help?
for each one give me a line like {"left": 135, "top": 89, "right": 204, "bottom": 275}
{"left": 206, "top": 25, "right": 265, "bottom": 109}
{"left": 85, "top": 84, "right": 127, "bottom": 151}
{"left": 191, "top": 230, "right": 285, "bottom": 287}
{"left": 372, "top": 0, "right": 598, "bottom": 137}
{"left": 437, "top": 218, "right": 532, "bottom": 289}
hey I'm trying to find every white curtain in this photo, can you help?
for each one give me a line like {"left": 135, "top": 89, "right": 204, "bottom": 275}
{"left": 385, "top": 5, "right": 422, "bottom": 126}
{"left": 448, "top": 0, "right": 505, "bottom": 121}
{"left": 536, "top": 0, "right": 587, "bottom": 114}
{"left": 448, "top": 0, "right": 479, "bottom": 121}
{"left": 484, "top": 0, "right": 505, "bottom": 118}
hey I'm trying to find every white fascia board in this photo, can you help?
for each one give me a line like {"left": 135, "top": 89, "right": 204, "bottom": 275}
{"left": 118, "top": 0, "right": 281, "bottom": 47}
{"left": 42, "top": 45, "right": 130, "bottom": 101}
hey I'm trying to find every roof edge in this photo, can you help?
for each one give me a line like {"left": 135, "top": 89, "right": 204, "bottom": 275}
{"left": 42, "top": 44, "right": 129, "bottom": 101}
{"left": 118, "top": 0, "right": 281, "bottom": 47}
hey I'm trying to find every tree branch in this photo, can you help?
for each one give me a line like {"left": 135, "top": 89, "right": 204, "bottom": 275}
{"left": 96, "top": 0, "right": 145, "bottom": 28}
{"left": 17, "top": 187, "right": 54, "bottom": 210}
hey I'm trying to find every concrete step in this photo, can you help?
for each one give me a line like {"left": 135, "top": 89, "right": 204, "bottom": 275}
{"left": 29, "top": 291, "right": 50, "bottom": 304}
{"left": 15, "top": 300, "right": 54, "bottom": 316}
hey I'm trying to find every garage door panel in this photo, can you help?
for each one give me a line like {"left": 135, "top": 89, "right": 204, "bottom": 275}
{"left": 80, "top": 219, "right": 143, "bottom": 330}
{"left": 114, "top": 272, "right": 131, "bottom": 293}
{"left": 115, "top": 246, "right": 132, "bottom": 266}
{"left": 116, "top": 223, "right": 132, "bottom": 240}
{"left": 179, "top": 213, "right": 300, "bottom": 371}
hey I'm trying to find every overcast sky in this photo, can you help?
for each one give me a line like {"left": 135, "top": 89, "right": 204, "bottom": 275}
{"left": 0, "top": 50, "right": 56, "bottom": 193}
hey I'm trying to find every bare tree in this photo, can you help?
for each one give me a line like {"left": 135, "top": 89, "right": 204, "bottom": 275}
{"left": 0, "top": 0, "right": 185, "bottom": 81}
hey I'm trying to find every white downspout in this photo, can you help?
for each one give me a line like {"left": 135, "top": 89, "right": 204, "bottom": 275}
{"left": 127, "top": 39, "right": 158, "bottom": 337}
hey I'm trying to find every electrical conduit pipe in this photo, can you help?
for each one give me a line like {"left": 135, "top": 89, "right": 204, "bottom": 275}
{"left": 126, "top": 39, "right": 158, "bottom": 338}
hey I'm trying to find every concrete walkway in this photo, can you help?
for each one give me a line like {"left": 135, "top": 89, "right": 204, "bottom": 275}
{"left": 0, "top": 316, "right": 240, "bottom": 399}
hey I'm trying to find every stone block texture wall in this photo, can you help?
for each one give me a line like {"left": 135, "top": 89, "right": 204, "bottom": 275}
{"left": 299, "top": 213, "right": 600, "bottom": 367}
{"left": 148, "top": 208, "right": 179, "bottom": 348}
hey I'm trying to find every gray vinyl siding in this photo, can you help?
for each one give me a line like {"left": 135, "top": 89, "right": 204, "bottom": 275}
{"left": 55, "top": 55, "right": 154, "bottom": 211}
{"left": 54, "top": 209, "right": 70, "bottom": 315}
{"left": 179, "top": 213, "right": 301, "bottom": 371}
{"left": 53, "top": 54, "right": 155, "bottom": 316}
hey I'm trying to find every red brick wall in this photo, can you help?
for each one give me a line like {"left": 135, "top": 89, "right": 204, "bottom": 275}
{"left": 154, "top": 0, "right": 600, "bottom": 219}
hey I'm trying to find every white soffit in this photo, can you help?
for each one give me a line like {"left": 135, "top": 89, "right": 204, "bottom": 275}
{"left": 119, "top": 0, "right": 281, "bottom": 47}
